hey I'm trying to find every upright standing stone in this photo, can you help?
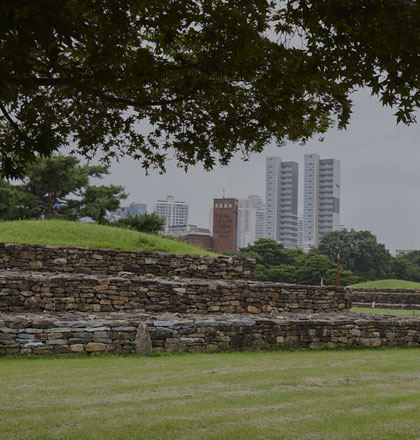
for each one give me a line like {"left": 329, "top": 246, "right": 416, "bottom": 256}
{"left": 135, "top": 322, "right": 152, "bottom": 355}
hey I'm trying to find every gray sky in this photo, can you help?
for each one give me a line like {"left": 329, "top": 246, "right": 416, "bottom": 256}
{"left": 97, "top": 88, "right": 420, "bottom": 254}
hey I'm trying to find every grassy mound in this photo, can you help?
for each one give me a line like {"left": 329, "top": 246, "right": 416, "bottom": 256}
{"left": 0, "top": 220, "right": 214, "bottom": 255}
{"left": 351, "top": 279, "right": 420, "bottom": 289}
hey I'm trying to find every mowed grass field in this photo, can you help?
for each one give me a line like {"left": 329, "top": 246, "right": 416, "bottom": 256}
{"left": 0, "top": 220, "right": 213, "bottom": 255}
{"left": 351, "top": 279, "right": 420, "bottom": 289}
{"left": 351, "top": 307, "right": 420, "bottom": 317}
{"left": 2, "top": 350, "right": 420, "bottom": 440}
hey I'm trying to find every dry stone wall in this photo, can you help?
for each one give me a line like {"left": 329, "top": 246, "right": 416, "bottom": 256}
{"left": 2, "top": 312, "right": 420, "bottom": 355}
{"left": 2, "top": 242, "right": 420, "bottom": 356}
{"left": 350, "top": 287, "right": 420, "bottom": 309}
{"left": 0, "top": 242, "right": 255, "bottom": 280}
{"left": 0, "top": 271, "right": 351, "bottom": 314}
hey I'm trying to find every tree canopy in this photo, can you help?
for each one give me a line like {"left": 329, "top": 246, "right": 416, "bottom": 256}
{"left": 113, "top": 213, "right": 165, "bottom": 234}
{"left": 0, "top": 155, "right": 127, "bottom": 223}
{"left": 240, "top": 238, "right": 359, "bottom": 286}
{"left": 316, "top": 229, "right": 394, "bottom": 282}
{"left": 1, "top": 1, "right": 420, "bottom": 177}
{"left": 393, "top": 251, "right": 420, "bottom": 283}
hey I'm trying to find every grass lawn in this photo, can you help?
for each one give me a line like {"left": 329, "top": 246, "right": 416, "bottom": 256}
{"left": 351, "top": 307, "right": 420, "bottom": 317}
{"left": 0, "top": 219, "right": 214, "bottom": 255}
{"left": 2, "top": 350, "right": 420, "bottom": 439}
{"left": 351, "top": 279, "right": 420, "bottom": 289}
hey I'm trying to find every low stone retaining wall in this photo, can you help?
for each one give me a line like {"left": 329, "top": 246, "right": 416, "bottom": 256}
{"left": 0, "top": 242, "right": 255, "bottom": 280}
{"left": 2, "top": 312, "right": 420, "bottom": 355}
{"left": 0, "top": 271, "right": 351, "bottom": 315}
{"left": 350, "top": 287, "right": 420, "bottom": 309}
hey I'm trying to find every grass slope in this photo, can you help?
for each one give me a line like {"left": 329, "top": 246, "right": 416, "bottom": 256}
{"left": 0, "top": 220, "right": 213, "bottom": 255}
{"left": 2, "top": 349, "right": 420, "bottom": 439}
{"left": 351, "top": 279, "right": 420, "bottom": 289}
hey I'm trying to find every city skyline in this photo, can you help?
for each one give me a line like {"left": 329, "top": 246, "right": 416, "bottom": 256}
{"left": 108, "top": 154, "right": 343, "bottom": 242}
{"left": 147, "top": 153, "right": 340, "bottom": 252}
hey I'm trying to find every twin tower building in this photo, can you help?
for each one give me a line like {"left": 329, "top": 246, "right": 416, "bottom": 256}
{"left": 265, "top": 154, "right": 340, "bottom": 252}
{"left": 212, "top": 153, "right": 340, "bottom": 253}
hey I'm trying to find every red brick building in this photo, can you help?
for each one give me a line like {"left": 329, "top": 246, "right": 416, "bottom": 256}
{"left": 212, "top": 198, "right": 238, "bottom": 253}
{"left": 184, "top": 234, "right": 213, "bottom": 251}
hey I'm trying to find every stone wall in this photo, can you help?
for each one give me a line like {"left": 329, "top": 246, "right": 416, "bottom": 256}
{"left": 350, "top": 287, "right": 420, "bottom": 309}
{"left": 3, "top": 242, "right": 420, "bottom": 357}
{"left": 0, "top": 242, "right": 254, "bottom": 280}
{"left": 0, "top": 271, "right": 351, "bottom": 314}
{"left": 2, "top": 312, "right": 420, "bottom": 355}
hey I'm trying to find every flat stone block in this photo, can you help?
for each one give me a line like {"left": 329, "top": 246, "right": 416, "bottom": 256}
{"left": 86, "top": 342, "right": 107, "bottom": 352}
{"left": 69, "top": 344, "right": 85, "bottom": 353}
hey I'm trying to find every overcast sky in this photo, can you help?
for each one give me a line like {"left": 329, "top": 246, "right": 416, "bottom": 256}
{"left": 95, "top": 88, "right": 420, "bottom": 254}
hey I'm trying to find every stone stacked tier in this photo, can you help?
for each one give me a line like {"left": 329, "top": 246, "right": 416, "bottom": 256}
{"left": 2, "top": 312, "right": 420, "bottom": 356}
{"left": 350, "top": 287, "right": 420, "bottom": 309}
{"left": 0, "top": 271, "right": 351, "bottom": 314}
{"left": 0, "top": 242, "right": 255, "bottom": 279}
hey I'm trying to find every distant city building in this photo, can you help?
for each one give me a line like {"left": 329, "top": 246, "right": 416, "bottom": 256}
{"left": 79, "top": 216, "right": 95, "bottom": 223}
{"left": 237, "top": 195, "right": 265, "bottom": 249}
{"left": 110, "top": 206, "right": 129, "bottom": 220}
{"left": 303, "top": 154, "right": 319, "bottom": 250}
{"left": 265, "top": 157, "right": 299, "bottom": 248}
{"left": 184, "top": 234, "right": 213, "bottom": 251}
{"left": 303, "top": 154, "right": 340, "bottom": 251}
{"left": 208, "top": 207, "right": 214, "bottom": 234}
{"left": 165, "top": 224, "right": 213, "bottom": 250}
{"left": 165, "top": 224, "right": 211, "bottom": 237}
{"left": 395, "top": 249, "right": 414, "bottom": 256}
{"left": 128, "top": 202, "right": 147, "bottom": 217}
{"left": 108, "top": 201, "right": 147, "bottom": 221}
{"left": 252, "top": 208, "right": 266, "bottom": 244}
{"left": 154, "top": 195, "right": 189, "bottom": 231}
{"left": 297, "top": 216, "right": 304, "bottom": 249}
{"left": 212, "top": 198, "right": 238, "bottom": 252}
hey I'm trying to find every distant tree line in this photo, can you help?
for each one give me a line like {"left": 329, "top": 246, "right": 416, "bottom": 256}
{"left": 239, "top": 238, "right": 360, "bottom": 286}
{"left": 239, "top": 229, "right": 418, "bottom": 286}
{"left": 393, "top": 251, "right": 420, "bottom": 283}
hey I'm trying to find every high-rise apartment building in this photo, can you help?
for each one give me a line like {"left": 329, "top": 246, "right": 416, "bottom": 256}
{"left": 154, "top": 195, "right": 189, "bottom": 231}
{"left": 297, "top": 216, "right": 304, "bottom": 250}
{"left": 237, "top": 195, "right": 265, "bottom": 249}
{"left": 265, "top": 157, "right": 299, "bottom": 248}
{"left": 252, "top": 208, "right": 266, "bottom": 244}
{"left": 303, "top": 154, "right": 340, "bottom": 251}
{"left": 212, "top": 198, "right": 238, "bottom": 252}
{"left": 303, "top": 154, "right": 320, "bottom": 250}
{"left": 319, "top": 158, "right": 340, "bottom": 240}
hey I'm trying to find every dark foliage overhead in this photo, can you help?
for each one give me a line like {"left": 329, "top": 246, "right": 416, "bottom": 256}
{"left": 1, "top": 1, "right": 419, "bottom": 177}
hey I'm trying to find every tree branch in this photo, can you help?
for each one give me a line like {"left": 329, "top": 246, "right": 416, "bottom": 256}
{"left": 96, "top": 92, "right": 190, "bottom": 108}
{"left": 10, "top": 77, "right": 195, "bottom": 108}
{"left": 0, "top": 101, "right": 28, "bottom": 141}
